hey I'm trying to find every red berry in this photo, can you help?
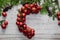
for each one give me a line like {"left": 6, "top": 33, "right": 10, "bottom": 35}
{"left": 23, "top": 29, "right": 27, "bottom": 35}
{"left": 1, "top": 23, "right": 6, "bottom": 29}
{"left": 31, "top": 29, "right": 35, "bottom": 36}
{"left": 16, "top": 21, "right": 20, "bottom": 25}
{"left": 18, "top": 27, "right": 23, "bottom": 32}
{"left": 27, "top": 10, "right": 31, "bottom": 15}
{"left": 27, "top": 35, "right": 32, "bottom": 39}
{"left": 22, "top": 13, "right": 26, "bottom": 17}
{"left": 23, "top": 24, "right": 27, "bottom": 29}
{"left": 23, "top": 30, "right": 27, "bottom": 33}
{"left": 32, "top": 9, "right": 39, "bottom": 14}
{"left": 31, "top": 32, "right": 35, "bottom": 36}
{"left": 27, "top": 27, "right": 31, "bottom": 33}
{"left": 23, "top": 9, "right": 31, "bottom": 15}
{"left": 2, "top": 12, "right": 7, "bottom": 17}
{"left": 57, "top": 12, "right": 60, "bottom": 16}
{"left": 34, "top": 3, "right": 37, "bottom": 6}
{"left": 30, "top": 4, "right": 34, "bottom": 8}
{"left": 17, "top": 13, "right": 21, "bottom": 17}
{"left": 34, "top": 3, "right": 38, "bottom": 7}
{"left": 17, "top": 17, "right": 21, "bottom": 21}
{"left": 23, "top": 9, "right": 28, "bottom": 13}
{"left": 58, "top": 22, "right": 60, "bottom": 26}
{"left": 23, "top": 29, "right": 27, "bottom": 36}
{"left": 57, "top": 16, "right": 60, "bottom": 20}
{"left": 24, "top": 4, "right": 29, "bottom": 8}
{"left": 21, "top": 6, "right": 25, "bottom": 10}
{"left": 22, "top": 18, "right": 26, "bottom": 23}
{"left": 21, "top": 6, "right": 26, "bottom": 11}
{"left": 4, "top": 20, "right": 8, "bottom": 25}
{"left": 32, "top": 29, "right": 35, "bottom": 32}
{"left": 37, "top": 6, "right": 42, "bottom": 10}
{"left": 27, "top": 32, "right": 31, "bottom": 36}
{"left": 19, "top": 22, "right": 23, "bottom": 26}
{"left": 32, "top": 7, "right": 37, "bottom": 13}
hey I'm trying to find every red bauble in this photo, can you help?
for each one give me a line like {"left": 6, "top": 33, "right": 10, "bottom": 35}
{"left": 19, "top": 22, "right": 23, "bottom": 26}
{"left": 18, "top": 27, "right": 23, "bottom": 32}
{"left": 24, "top": 4, "right": 29, "bottom": 8}
{"left": 31, "top": 29, "right": 35, "bottom": 32}
{"left": 57, "top": 12, "right": 60, "bottom": 16}
{"left": 17, "top": 13, "right": 21, "bottom": 17}
{"left": 23, "top": 29, "right": 27, "bottom": 33}
{"left": 27, "top": 35, "right": 32, "bottom": 39}
{"left": 26, "top": 27, "right": 32, "bottom": 33}
{"left": 17, "top": 17, "right": 21, "bottom": 21}
{"left": 4, "top": 20, "right": 8, "bottom": 25}
{"left": 31, "top": 29, "right": 35, "bottom": 36}
{"left": 27, "top": 10, "right": 31, "bottom": 15}
{"left": 16, "top": 21, "right": 20, "bottom": 25}
{"left": 23, "top": 9, "right": 28, "bottom": 13}
{"left": 30, "top": 4, "right": 34, "bottom": 8}
{"left": 58, "top": 22, "right": 60, "bottom": 26}
{"left": 21, "top": 6, "right": 26, "bottom": 10}
{"left": 22, "top": 17, "right": 26, "bottom": 23}
{"left": 23, "top": 29, "right": 27, "bottom": 36}
{"left": 31, "top": 32, "right": 35, "bottom": 36}
{"left": 57, "top": 16, "right": 60, "bottom": 20}
{"left": 23, "top": 9, "right": 31, "bottom": 15}
{"left": 22, "top": 13, "right": 26, "bottom": 17}
{"left": 34, "top": 3, "right": 38, "bottom": 7}
{"left": 2, "top": 12, "right": 7, "bottom": 17}
{"left": 37, "top": 6, "right": 42, "bottom": 10}
{"left": 35, "top": 10, "right": 39, "bottom": 14}
{"left": 1, "top": 23, "right": 6, "bottom": 29}
{"left": 21, "top": 6, "right": 26, "bottom": 12}
{"left": 32, "top": 7, "right": 37, "bottom": 13}
{"left": 23, "top": 24, "right": 27, "bottom": 29}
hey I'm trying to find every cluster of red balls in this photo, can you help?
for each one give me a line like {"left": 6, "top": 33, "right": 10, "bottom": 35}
{"left": 1, "top": 12, "right": 8, "bottom": 29}
{"left": 16, "top": 3, "right": 41, "bottom": 39}
{"left": 57, "top": 12, "right": 60, "bottom": 26}
{"left": 16, "top": 12, "right": 35, "bottom": 39}
{"left": 19, "top": 3, "right": 42, "bottom": 15}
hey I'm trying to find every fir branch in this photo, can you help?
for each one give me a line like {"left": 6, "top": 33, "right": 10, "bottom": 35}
{"left": 45, "top": 6, "right": 52, "bottom": 17}
{"left": 0, "top": 20, "right": 5, "bottom": 25}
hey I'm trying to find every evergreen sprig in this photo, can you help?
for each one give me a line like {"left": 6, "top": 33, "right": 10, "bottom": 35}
{"left": 0, "top": 0, "right": 59, "bottom": 20}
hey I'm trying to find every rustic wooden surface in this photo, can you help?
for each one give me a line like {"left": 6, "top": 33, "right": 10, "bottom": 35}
{"left": 0, "top": 3, "right": 60, "bottom": 40}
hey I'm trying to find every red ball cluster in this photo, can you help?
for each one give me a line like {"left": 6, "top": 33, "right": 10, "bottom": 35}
{"left": 23, "top": 27, "right": 35, "bottom": 39}
{"left": 19, "top": 3, "right": 42, "bottom": 15}
{"left": 1, "top": 20, "right": 8, "bottom": 29}
{"left": 57, "top": 12, "right": 60, "bottom": 26}
{"left": 1, "top": 12, "right": 8, "bottom": 29}
{"left": 16, "top": 12, "right": 35, "bottom": 39}
{"left": 16, "top": 3, "right": 41, "bottom": 39}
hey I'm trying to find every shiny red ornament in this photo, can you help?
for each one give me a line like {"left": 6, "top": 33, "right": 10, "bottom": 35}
{"left": 4, "top": 20, "right": 8, "bottom": 25}
{"left": 2, "top": 12, "right": 7, "bottom": 17}
{"left": 1, "top": 23, "right": 6, "bottom": 29}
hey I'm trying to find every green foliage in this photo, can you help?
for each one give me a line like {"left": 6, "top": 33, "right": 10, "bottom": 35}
{"left": 0, "top": 0, "right": 59, "bottom": 21}
{"left": 0, "top": 20, "right": 5, "bottom": 25}
{"left": 0, "top": 0, "right": 20, "bottom": 16}
{"left": 40, "top": 7, "right": 48, "bottom": 15}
